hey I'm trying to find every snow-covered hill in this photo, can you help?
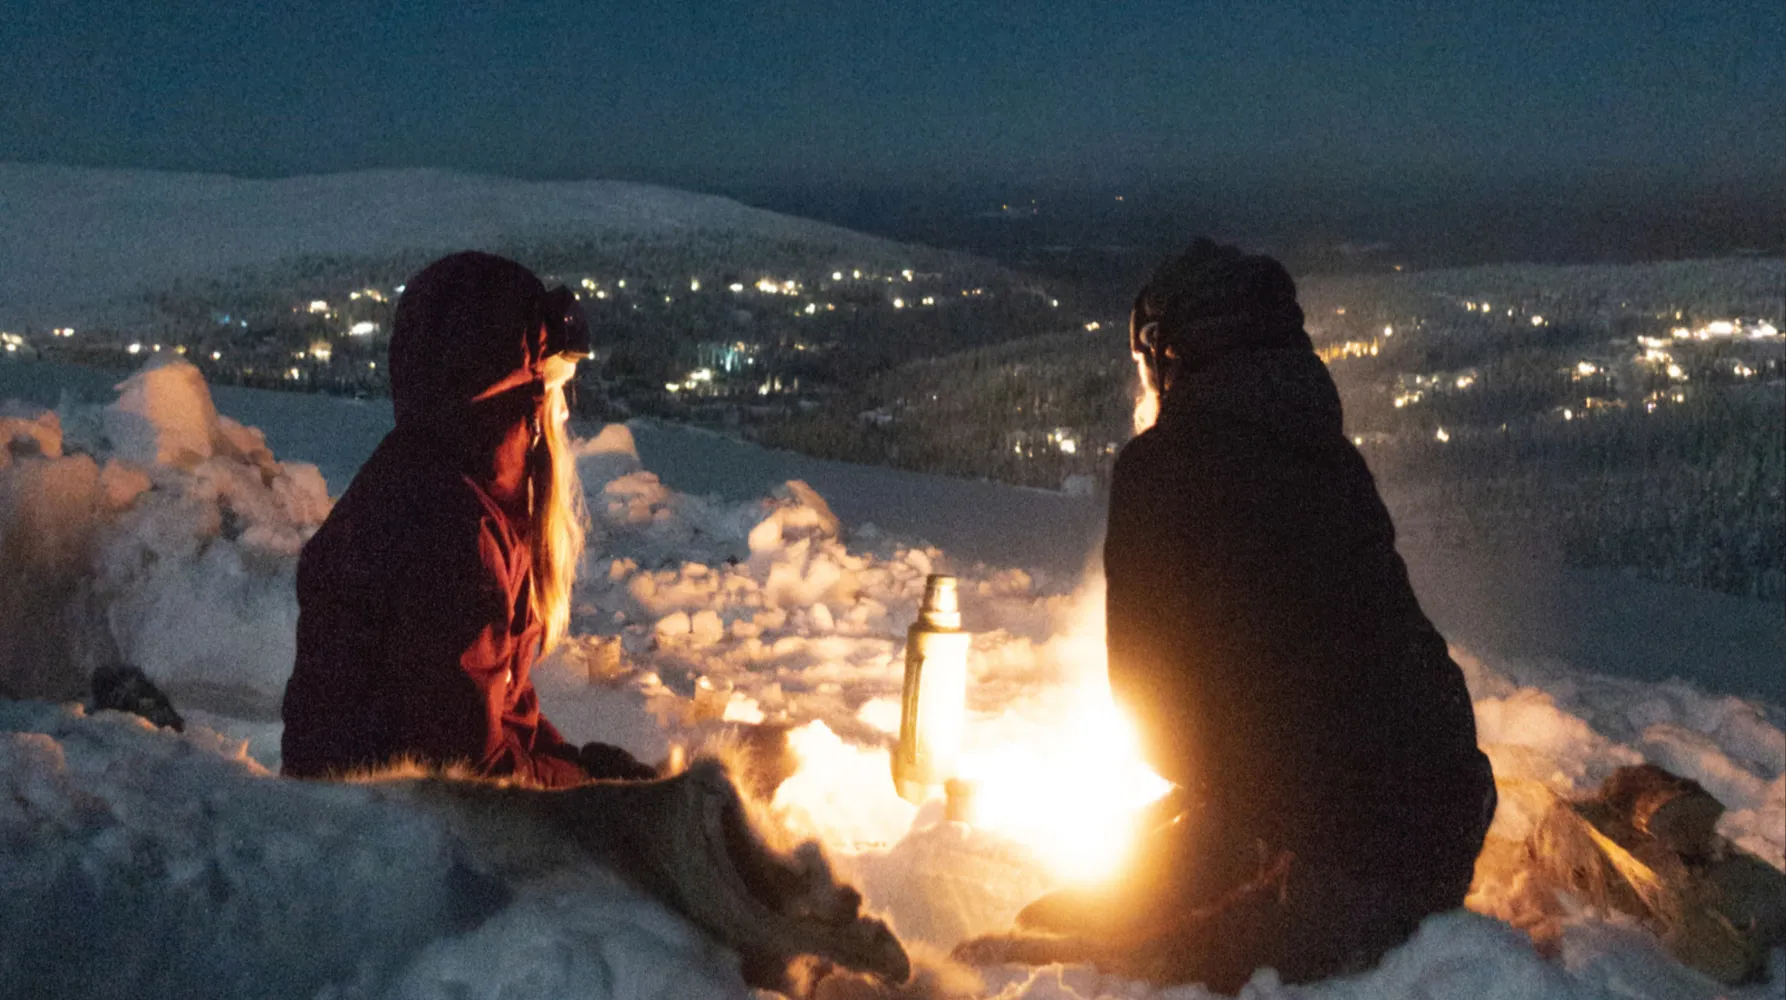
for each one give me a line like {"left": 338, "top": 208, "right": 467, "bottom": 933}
{"left": 0, "top": 357, "right": 1782, "bottom": 999}
{"left": 0, "top": 163, "right": 944, "bottom": 327}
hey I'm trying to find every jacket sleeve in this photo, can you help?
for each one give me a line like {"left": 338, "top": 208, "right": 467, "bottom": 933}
{"left": 383, "top": 505, "right": 584, "bottom": 787}
{"left": 506, "top": 685, "right": 589, "bottom": 788}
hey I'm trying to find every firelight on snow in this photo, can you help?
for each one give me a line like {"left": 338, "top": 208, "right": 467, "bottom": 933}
{"left": 882, "top": 572, "right": 1172, "bottom": 882}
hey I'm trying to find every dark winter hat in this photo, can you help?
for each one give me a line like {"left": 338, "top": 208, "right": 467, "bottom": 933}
{"left": 1130, "top": 238, "right": 1310, "bottom": 374}
{"left": 388, "top": 251, "right": 553, "bottom": 429}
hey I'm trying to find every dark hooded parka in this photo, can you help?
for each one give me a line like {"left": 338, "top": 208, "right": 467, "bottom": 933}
{"left": 1103, "top": 241, "right": 1494, "bottom": 974}
{"left": 281, "top": 252, "right": 587, "bottom": 787}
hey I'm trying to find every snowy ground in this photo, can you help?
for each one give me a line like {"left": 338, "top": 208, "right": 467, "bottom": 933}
{"left": 1, "top": 357, "right": 1782, "bottom": 1000}
{"left": 0, "top": 163, "right": 930, "bottom": 329}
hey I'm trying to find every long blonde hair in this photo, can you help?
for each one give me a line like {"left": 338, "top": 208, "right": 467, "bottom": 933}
{"left": 531, "top": 358, "right": 586, "bottom": 652}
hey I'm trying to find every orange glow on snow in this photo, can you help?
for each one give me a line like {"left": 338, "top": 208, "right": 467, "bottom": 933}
{"left": 773, "top": 579, "right": 1172, "bottom": 884}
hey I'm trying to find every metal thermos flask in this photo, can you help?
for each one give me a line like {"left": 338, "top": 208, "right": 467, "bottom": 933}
{"left": 892, "top": 574, "right": 971, "bottom": 804}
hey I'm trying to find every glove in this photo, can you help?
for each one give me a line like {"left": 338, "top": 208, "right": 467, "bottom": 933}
{"left": 577, "top": 740, "right": 658, "bottom": 781}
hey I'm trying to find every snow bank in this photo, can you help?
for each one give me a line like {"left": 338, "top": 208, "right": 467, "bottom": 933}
{"left": 1, "top": 362, "right": 1782, "bottom": 1000}
{"left": 0, "top": 354, "right": 330, "bottom": 726}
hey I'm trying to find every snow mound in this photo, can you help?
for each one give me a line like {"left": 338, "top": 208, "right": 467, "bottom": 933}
{"left": 0, "top": 355, "right": 329, "bottom": 730}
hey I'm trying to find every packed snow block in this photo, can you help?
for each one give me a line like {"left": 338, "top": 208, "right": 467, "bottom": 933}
{"left": 576, "top": 421, "right": 646, "bottom": 487}
{"left": 0, "top": 360, "right": 331, "bottom": 715}
{"left": 0, "top": 414, "right": 105, "bottom": 701}
{"left": 103, "top": 353, "right": 220, "bottom": 468}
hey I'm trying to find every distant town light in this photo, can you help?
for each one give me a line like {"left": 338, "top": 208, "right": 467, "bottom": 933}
{"left": 349, "top": 321, "right": 378, "bottom": 336}
{"left": 1434, "top": 427, "right": 1451, "bottom": 443}
{"left": 211, "top": 351, "right": 222, "bottom": 360}
{"left": 901, "top": 269, "right": 914, "bottom": 282}
{"left": 1085, "top": 321, "right": 1102, "bottom": 332}
{"left": 307, "top": 300, "right": 329, "bottom": 314}
{"left": 1531, "top": 315, "right": 1545, "bottom": 326}
{"left": 729, "top": 282, "right": 746, "bottom": 293}
{"left": 921, "top": 296, "right": 935, "bottom": 306}
{"left": 1383, "top": 325, "right": 1394, "bottom": 337}
{"left": 832, "top": 271, "right": 844, "bottom": 281}
{"left": 689, "top": 278, "right": 701, "bottom": 292}
{"left": 1575, "top": 361, "right": 1597, "bottom": 377}
{"left": 892, "top": 298, "right": 906, "bottom": 309}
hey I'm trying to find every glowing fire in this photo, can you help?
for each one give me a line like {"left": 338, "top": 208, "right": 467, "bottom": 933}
{"left": 772, "top": 576, "right": 1172, "bottom": 885}
{"left": 957, "top": 677, "right": 1171, "bottom": 882}
{"left": 956, "top": 581, "right": 1171, "bottom": 881}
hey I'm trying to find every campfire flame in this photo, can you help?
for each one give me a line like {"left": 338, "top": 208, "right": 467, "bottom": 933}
{"left": 772, "top": 575, "right": 1171, "bottom": 885}
{"left": 956, "top": 580, "right": 1171, "bottom": 881}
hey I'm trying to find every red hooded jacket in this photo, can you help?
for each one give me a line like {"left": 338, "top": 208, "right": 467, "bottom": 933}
{"left": 280, "top": 252, "right": 586, "bottom": 787}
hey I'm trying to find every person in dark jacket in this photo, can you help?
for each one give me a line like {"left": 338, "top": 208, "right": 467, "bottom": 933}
{"left": 281, "top": 251, "right": 653, "bottom": 787}
{"left": 992, "top": 240, "right": 1496, "bottom": 990}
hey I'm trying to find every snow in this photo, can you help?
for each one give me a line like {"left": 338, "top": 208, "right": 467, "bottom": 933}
{"left": 0, "top": 163, "right": 924, "bottom": 328}
{"left": 0, "top": 358, "right": 1781, "bottom": 1000}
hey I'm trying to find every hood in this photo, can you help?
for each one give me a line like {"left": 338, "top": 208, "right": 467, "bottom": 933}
{"left": 1159, "top": 347, "right": 1346, "bottom": 442}
{"left": 388, "top": 251, "right": 553, "bottom": 436}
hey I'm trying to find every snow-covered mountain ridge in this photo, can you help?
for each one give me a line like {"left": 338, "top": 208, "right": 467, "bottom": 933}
{"left": 0, "top": 162, "right": 947, "bottom": 327}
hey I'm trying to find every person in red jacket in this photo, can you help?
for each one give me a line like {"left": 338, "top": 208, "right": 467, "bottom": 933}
{"left": 281, "top": 251, "right": 652, "bottom": 787}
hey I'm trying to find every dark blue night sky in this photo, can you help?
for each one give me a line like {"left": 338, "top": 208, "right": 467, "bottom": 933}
{"left": 5, "top": 1, "right": 1781, "bottom": 186}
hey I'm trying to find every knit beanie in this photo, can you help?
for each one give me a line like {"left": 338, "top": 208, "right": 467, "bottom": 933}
{"left": 1130, "top": 239, "right": 1311, "bottom": 375}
